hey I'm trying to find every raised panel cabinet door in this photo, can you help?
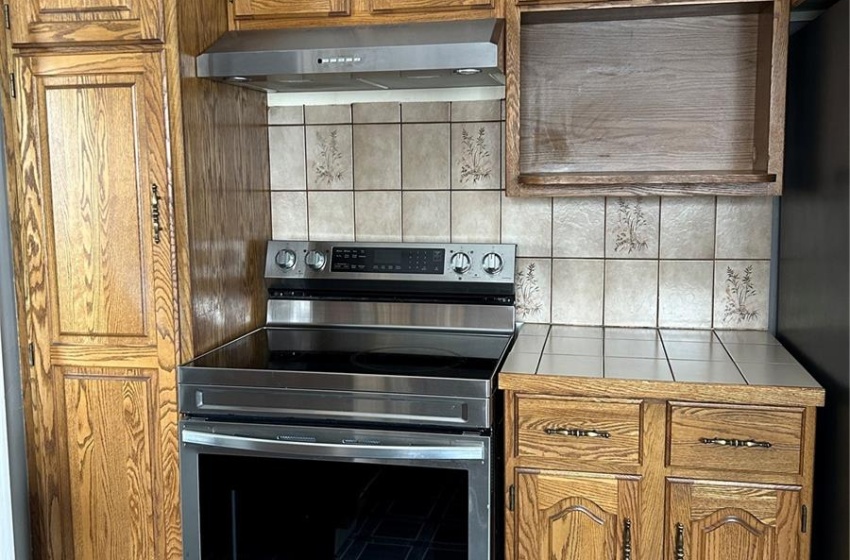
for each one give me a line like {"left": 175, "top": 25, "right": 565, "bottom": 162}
{"left": 367, "top": 0, "right": 495, "bottom": 14}
{"left": 10, "top": 0, "right": 163, "bottom": 46}
{"left": 666, "top": 479, "right": 802, "bottom": 560}
{"left": 515, "top": 471, "right": 640, "bottom": 560}
{"left": 232, "top": 0, "right": 351, "bottom": 20}
{"left": 14, "top": 51, "right": 177, "bottom": 559}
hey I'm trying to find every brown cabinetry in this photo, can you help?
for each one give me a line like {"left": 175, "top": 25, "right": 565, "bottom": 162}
{"left": 505, "top": 0, "right": 789, "bottom": 196}
{"left": 503, "top": 389, "right": 817, "bottom": 560}
{"left": 9, "top": 0, "right": 164, "bottom": 46}
{"left": 230, "top": 0, "right": 502, "bottom": 29}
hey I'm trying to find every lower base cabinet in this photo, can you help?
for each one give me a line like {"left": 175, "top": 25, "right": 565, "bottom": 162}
{"left": 503, "top": 392, "right": 816, "bottom": 560}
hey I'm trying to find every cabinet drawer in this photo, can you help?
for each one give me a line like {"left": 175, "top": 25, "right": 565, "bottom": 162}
{"left": 668, "top": 404, "right": 804, "bottom": 475}
{"left": 515, "top": 396, "right": 642, "bottom": 465}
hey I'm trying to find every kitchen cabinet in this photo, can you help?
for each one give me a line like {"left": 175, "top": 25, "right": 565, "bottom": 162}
{"left": 504, "top": 0, "right": 789, "bottom": 196}
{"left": 502, "top": 376, "right": 820, "bottom": 559}
{"left": 9, "top": 0, "right": 164, "bottom": 46}
{"left": 0, "top": 0, "right": 272, "bottom": 558}
{"left": 230, "top": 0, "right": 502, "bottom": 30}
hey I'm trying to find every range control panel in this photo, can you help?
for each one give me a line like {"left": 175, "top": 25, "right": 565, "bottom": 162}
{"left": 265, "top": 241, "right": 516, "bottom": 284}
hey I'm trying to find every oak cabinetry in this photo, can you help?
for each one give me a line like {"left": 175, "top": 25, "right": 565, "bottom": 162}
{"left": 504, "top": 0, "right": 789, "bottom": 196}
{"left": 503, "top": 390, "right": 817, "bottom": 559}
{"left": 1, "top": 0, "right": 271, "bottom": 558}
{"left": 9, "top": 0, "right": 164, "bottom": 46}
{"left": 230, "top": 0, "right": 502, "bottom": 30}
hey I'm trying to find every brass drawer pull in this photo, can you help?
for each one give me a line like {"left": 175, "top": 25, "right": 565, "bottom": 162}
{"left": 544, "top": 427, "right": 610, "bottom": 438}
{"left": 699, "top": 437, "right": 772, "bottom": 449}
{"left": 623, "top": 518, "right": 632, "bottom": 560}
{"left": 151, "top": 184, "right": 162, "bottom": 244}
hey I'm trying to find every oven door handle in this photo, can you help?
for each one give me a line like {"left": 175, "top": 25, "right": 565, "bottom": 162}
{"left": 182, "top": 430, "right": 486, "bottom": 461}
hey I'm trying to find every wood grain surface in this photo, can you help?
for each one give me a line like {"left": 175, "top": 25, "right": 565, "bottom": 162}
{"left": 10, "top": 0, "right": 163, "bottom": 46}
{"left": 668, "top": 403, "right": 804, "bottom": 475}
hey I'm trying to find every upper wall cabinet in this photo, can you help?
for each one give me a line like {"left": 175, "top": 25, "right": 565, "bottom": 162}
{"left": 231, "top": 0, "right": 502, "bottom": 29}
{"left": 505, "top": 0, "right": 789, "bottom": 197}
{"left": 9, "top": 0, "right": 163, "bottom": 46}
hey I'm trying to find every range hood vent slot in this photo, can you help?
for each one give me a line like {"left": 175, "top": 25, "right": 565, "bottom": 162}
{"left": 196, "top": 19, "right": 505, "bottom": 93}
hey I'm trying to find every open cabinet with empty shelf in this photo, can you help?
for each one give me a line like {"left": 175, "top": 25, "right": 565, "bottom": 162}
{"left": 505, "top": 0, "right": 789, "bottom": 196}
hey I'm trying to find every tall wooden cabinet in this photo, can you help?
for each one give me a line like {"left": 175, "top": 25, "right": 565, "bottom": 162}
{"left": 0, "top": 1, "right": 272, "bottom": 559}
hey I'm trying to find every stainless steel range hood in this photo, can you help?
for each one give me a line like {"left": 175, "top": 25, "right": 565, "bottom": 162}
{"left": 196, "top": 19, "right": 504, "bottom": 93}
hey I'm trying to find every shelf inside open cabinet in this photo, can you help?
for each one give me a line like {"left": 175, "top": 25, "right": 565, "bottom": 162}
{"left": 505, "top": 0, "right": 789, "bottom": 197}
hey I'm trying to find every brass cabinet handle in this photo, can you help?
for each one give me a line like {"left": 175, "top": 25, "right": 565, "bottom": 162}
{"left": 544, "top": 427, "right": 610, "bottom": 438}
{"left": 623, "top": 518, "right": 632, "bottom": 560}
{"left": 675, "top": 522, "right": 684, "bottom": 560}
{"left": 151, "top": 184, "right": 162, "bottom": 244}
{"left": 699, "top": 437, "right": 772, "bottom": 449}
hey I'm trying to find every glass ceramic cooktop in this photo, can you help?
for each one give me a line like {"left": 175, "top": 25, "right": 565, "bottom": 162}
{"left": 187, "top": 327, "right": 514, "bottom": 381}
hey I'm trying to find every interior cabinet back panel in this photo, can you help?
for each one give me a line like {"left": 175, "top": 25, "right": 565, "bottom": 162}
{"left": 11, "top": 0, "right": 163, "bottom": 45}
{"left": 519, "top": 7, "right": 762, "bottom": 174}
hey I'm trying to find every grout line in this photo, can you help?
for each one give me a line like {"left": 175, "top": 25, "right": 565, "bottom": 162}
{"left": 302, "top": 116, "right": 311, "bottom": 241}
{"left": 655, "top": 197, "right": 662, "bottom": 329}
{"left": 711, "top": 196, "right": 719, "bottom": 328}
{"left": 602, "top": 197, "right": 608, "bottom": 328}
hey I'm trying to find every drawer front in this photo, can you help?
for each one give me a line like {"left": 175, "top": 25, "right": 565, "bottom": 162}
{"left": 515, "top": 396, "right": 642, "bottom": 465}
{"left": 668, "top": 404, "right": 804, "bottom": 475}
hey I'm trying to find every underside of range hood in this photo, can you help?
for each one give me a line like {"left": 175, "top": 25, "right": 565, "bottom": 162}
{"left": 196, "top": 19, "right": 505, "bottom": 93}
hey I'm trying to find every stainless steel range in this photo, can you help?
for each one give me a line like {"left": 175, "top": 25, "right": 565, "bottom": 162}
{"left": 178, "top": 241, "right": 516, "bottom": 560}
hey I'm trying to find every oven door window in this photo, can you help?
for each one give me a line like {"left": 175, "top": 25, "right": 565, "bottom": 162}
{"left": 199, "top": 455, "right": 468, "bottom": 560}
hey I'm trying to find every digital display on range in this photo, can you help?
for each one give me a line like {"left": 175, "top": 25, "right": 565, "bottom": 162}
{"left": 332, "top": 247, "right": 445, "bottom": 274}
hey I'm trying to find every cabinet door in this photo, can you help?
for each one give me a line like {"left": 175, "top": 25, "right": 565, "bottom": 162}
{"left": 515, "top": 471, "right": 640, "bottom": 560}
{"left": 15, "top": 51, "right": 176, "bottom": 559}
{"left": 232, "top": 0, "right": 351, "bottom": 20}
{"left": 367, "top": 0, "right": 495, "bottom": 15}
{"left": 667, "top": 480, "right": 802, "bottom": 560}
{"left": 10, "top": 0, "right": 163, "bottom": 46}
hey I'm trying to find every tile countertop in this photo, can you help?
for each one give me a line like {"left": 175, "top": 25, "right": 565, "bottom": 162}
{"left": 499, "top": 324, "right": 826, "bottom": 408}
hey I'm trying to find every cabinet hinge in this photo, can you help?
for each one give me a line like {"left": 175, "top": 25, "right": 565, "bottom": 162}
{"left": 801, "top": 505, "right": 808, "bottom": 533}
{"left": 9, "top": 72, "right": 15, "bottom": 99}
{"left": 27, "top": 342, "right": 34, "bottom": 367}
{"left": 508, "top": 485, "right": 515, "bottom": 512}
{"left": 3, "top": 5, "right": 9, "bottom": 30}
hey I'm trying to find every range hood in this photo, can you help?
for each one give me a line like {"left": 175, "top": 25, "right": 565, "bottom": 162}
{"left": 196, "top": 19, "right": 505, "bottom": 93}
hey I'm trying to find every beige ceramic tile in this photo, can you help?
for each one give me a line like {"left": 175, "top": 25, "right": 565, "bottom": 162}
{"left": 715, "top": 331, "right": 779, "bottom": 345}
{"left": 501, "top": 121, "right": 506, "bottom": 190}
{"left": 544, "top": 337, "right": 604, "bottom": 356}
{"left": 659, "top": 329, "right": 716, "bottom": 343}
{"left": 659, "top": 198, "right": 716, "bottom": 259}
{"left": 551, "top": 259, "right": 604, "bottom": 326}
{"left": 604, "top": 260, "right": 659, "bottom": 327}
{"left": 737, "top": 362, "right": 821, "bottom": 387}
{"left": 353, "top": 124, "right": 401, "bottom": 190}
{"left": 270, "top": 191, "right": 308, "bottom": 240}
{"left": 512, "top": 335, "right": 547, "bottom": 354}
{"left": 604, "top": 358, "right": 673, "bottom": 380}
{"left": 518, "top": 323, "right": 550, "bottom": 337}
{"left": 402, "top": 124, "right": 450, "bottom": 189}
{"left": 269, "top": 126, "right": 306, "bottom": 190}
{"left": 307, "top": 191, "right": 354, "bottom": 240}
{"left": 715, "top": 197, "right": 774, "bottom": 259}
{"left": 663, "top": 341, "right": 732, "bottom": 362}
{"left": 353, "top": 102, "right": 400, "bottom": 123}
{"left": 304, "top": 104, "right": 352, "bottom": 124}
{"left": 451, "top": 100, "right": 502, "bottom": 122}
{"left": 354, "top": 191, "right": 401, "bottom": 242}
{"left": 502, "top": 352, "right": 541, "bottom": 374}
{"left": 537, "top": 354, "right": 603, "bottom": 377}
{"left": 451, "top": 191, "right": 500, "bottom": 243}
{"left": 515, "top": 258, "right": 551, "bottom": 324}
{"left": 658, "top": 261, "right": 714, "bottom": 329}
{"left": 452, "top": 122, "right": 501, "bottom": 190}
{"left": 268, "top": 106, "right": 304, "bottom": 125}
{"left": 549, "top": 326, "right": 603, "bottom": 338}
{"left": 606, "top": 197, "right": 660, "bottom": 258}
{"left": 306, "top": 125, "right": 353, "bottom": 190}
{"left": 722, "top": 343, "right": 796, "bottom": 364}
{"left": 669, "top": 360, "right": 745, "bottom": 384}
{"left": 401, "top": 102, "right": 450, "bottom": 123}
{"left": 553, "top": 198, "right": 605, "bottom": 258}
{"left": 604, "top": 328, "right": 660, "bottom": 341}
{"left": 501, "top": 195, "right": 552, "bottom": 257}
{"left": 713, "top": 260, "right": 770, "bottom": 330}
{"left": 604, "top": 339, "right": 666, "bottom": 359}
{"left": 402, "top": 191, "right": 450, "bottom": 242}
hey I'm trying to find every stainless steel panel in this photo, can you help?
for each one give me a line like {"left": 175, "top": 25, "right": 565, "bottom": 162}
{"left": 267, "top": 299, "right": 516, "bottom": 333}
{"left": 179, "top": 384, "right": 490, "bottom": 428}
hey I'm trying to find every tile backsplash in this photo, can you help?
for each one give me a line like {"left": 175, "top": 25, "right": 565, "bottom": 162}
{"left": 268, "top": 100, "right": 774, "bottom": 330}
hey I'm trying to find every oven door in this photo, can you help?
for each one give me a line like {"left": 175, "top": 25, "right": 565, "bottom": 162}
{"left": 180, "top": 420, "right": 494, "bottom": 560}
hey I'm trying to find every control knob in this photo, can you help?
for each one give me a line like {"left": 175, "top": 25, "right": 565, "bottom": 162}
{"left": 450, "top": 252, "right": 471, "bottom": 275}
{"left": 305, "top": 250, "right": 326, "bottom": 271}
{"left": 275, "top": 249, "right": 297, "bottom": 270}
{"left": 481, "top": 252, "right": 504, "bottom": 275}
